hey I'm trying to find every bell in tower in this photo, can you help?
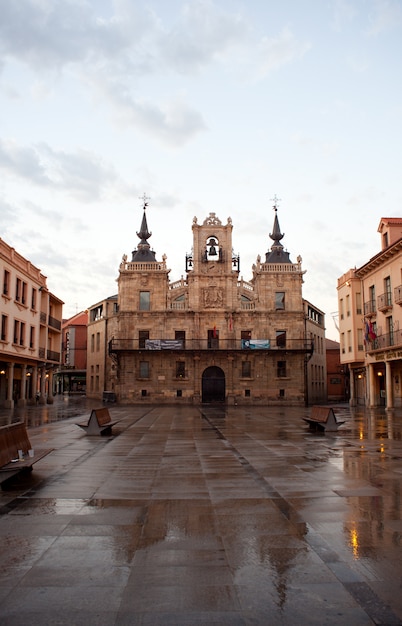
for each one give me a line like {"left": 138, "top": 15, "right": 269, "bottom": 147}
{"left": 207, "top": 237, "right": 218, "bottom": 257}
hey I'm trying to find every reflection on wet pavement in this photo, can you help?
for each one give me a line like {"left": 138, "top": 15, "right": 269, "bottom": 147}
{"left": 0, "top": 401, "right": 401, "bottom": 624}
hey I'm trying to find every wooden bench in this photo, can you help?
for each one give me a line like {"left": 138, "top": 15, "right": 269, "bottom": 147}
{"left": 302, "top": 406, "right": 345, "bottom": 432}
{"left": 76, "top": 407, "right": 118, "bottom": 436}
{"left": 0, "top": 422, "right": 53, "bottom": 487}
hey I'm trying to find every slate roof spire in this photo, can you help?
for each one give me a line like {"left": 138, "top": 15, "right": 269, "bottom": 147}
{"left": 265, "top": 196, "right": 292, "bottom": 263}
{"left": 131, "top": 194, "right": 157, "bottom": 262}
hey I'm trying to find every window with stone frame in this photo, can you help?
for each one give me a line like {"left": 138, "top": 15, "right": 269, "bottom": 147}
{"left": 139, "top": 361, "right": 150, "bottom": 378}
{"left": 277, "top": 360, "right": 287, "bottom": 377}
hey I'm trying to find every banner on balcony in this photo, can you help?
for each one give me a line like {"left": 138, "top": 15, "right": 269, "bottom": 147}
{"left": 145, "top": 339, "right": 183, "bottom": 350}
{"left": 241, "top": 339, "right": 270, "bottom": 349}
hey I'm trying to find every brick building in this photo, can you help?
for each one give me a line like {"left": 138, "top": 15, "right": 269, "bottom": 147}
{"left": 55, "top": 311, "right": 88, "bottom": 394}
{"left": 88, "top": 200, "right": 324, "bottom": 405}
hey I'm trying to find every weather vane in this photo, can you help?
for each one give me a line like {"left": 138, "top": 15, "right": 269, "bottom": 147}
{"left": 270, "top": 195, "right": 281, "bottom": 211}
{"left": 139, "top": 193, "right": 150, "bottom": 209}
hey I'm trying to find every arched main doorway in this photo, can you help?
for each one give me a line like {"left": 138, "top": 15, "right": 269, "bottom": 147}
{"left": 202, "top": 366, "right": 225, "bottom": 403}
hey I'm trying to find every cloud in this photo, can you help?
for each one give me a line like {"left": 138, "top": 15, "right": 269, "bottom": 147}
{"left": 366, "top": 0, "right": 402, "bottom": 35}
{"left": 252, "top": 27, "right": 311, "bottom": 80}
{"left": 0, "top": 0, "right": 145, "bottom": 71}
{"left": 158, "top": 0, "right": 249, "bottom": 74}
{"left": 95, "top": 76, "right": 206, "bottom": 146}
{"left": 0, "top": 139, "right": 117, "bottom": 199}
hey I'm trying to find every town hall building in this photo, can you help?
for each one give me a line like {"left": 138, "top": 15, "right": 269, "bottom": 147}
{"left": 87, "top": 199, "right": 325, "bottom": 405}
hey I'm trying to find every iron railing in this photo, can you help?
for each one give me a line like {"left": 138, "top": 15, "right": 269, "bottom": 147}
{"left": 109, "top": 338, "right": 314, "bottom": 354}
{"left": 377, "top": 292, "right": 392, "bottom": 312}
{"left": 368, "top": 328, "right": 402, "bottom": 351}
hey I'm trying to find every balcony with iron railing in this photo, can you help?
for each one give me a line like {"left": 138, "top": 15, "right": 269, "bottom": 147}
{"left": 47, "top": 349, "right": 61, "bottom": 362}
{"left": 48, "top": 315, "right": 62, "bottom": 331}
{"left": 377, "top": 292, "right": 392, "bottom": 313}
{"left": 364, "top": 300, "right": 376, "bottom": 317}
{"left": 109, "top": 338, "right": 314, "bottom": 354}
{"left": 394, "top": 285, "right": 402, "bottom": 305}
{"left": 367, "top": 328, "right": 402, "bottom": 352}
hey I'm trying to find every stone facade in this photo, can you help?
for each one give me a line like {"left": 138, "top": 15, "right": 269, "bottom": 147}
{"left": 87, "top": 202, "right": 322, "bottom": 405}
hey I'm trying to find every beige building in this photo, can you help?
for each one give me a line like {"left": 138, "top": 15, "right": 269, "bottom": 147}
{"left": 87, "top": 201, "right": 324, "bottom": 405}
{"left": 0, "top": 238, "right": 63, "bottom": 407}
{"left": 87, "top": 296, "right": 118, "bottom": 401}
{"left": 337, "top": 217, "right": 402, "bottom": 408}
{"left": 304, "top": 300, "right": 327, "bottom": 405}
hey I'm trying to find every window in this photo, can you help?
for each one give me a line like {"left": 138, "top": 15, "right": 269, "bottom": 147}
{"left": 369, "top": 285, "right": 375, "bottom": 313}
{"left": 15, "top": 278, "right": 22, "bottom": 302}
{"left": 275, "top": 292, "right": 285, "bottom": 310}
{"left": 3, "top": 270, "right": 10, "bottom": 296}
{"left": 96, "top": 332, "right": 100, "bottom": 351}
{"left": 139, "top": 291, "right": 150, "bottom": 311}
{"left": 176, "top": 361, "right": 185, "bottom": 378}
{"left": 339, "top": 298, "right": 344, "bottom": 320}
{"left": 356, "top": 292, "right": 362, "bottom": 315}
{"left": 347, "top": 330, "right": 352, "bottom": 352}
{"left": 387, "top": 316, "right": 394, "bottom": 345}
{"left": 276, "top": 330, "right": 286, "bottom": 348}
{"left": 208, "top": 328, "right": 219, "bottom": 348}
{"left": 357, "top": 328, "right": 363, "bottom": 351}
{"left": 21, "top": 281, "right": 27, "bottom": 305}
{"left": 139, "top": 330, "right": 149, "bottom": 349}
{"left": 139, "top": 361, "right": 149, "bottom": 378}
{"left": 90, "top": 305, "right": 103, "bottom": 322}
{"left": 1, "top": 315, "right": 7, "bottom": 341}
{"left": 277, "top": 360, "right": 286, "bottom": 377}
{"left": 385, "top": 276, "right": 392, "bottom": 306}
{"left": 175, "top": 330, "right": 185, "bottom": 348}
{"left": 31, "top": 288, "right": 37, "bottom": 310}
{"left": 13, "top": 320, "right": 19, "bottom": 344}
{"left": 29, "top": 326, "right": 35, "bottom": 349}
{"left": 241, "top": 361, "right": 251, "bottom": 377}
{"left": 346, "top": 294, "right": 350, "bottom": 316}
{"left": 91, "top": 334, "right": 95, "bottom": 352}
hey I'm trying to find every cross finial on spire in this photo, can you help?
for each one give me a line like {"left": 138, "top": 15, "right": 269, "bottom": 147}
{"left": 139, "top": 193, "right": 150, "bottom": 209}
{"left": 270, "top": 195, "right": 281, "bottom": 212}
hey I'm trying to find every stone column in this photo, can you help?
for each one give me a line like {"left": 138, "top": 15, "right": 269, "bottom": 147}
{"left": 19, "top": 364, "right": 27, "bottom": 407}
{"left": 385, "top": 360, "right": 393, "bottom": 409}
{"left": 31, "top": 366, "right": 38, "bottom": 404}
{"left": 5, "top": 362, "right": 14, "bottom": 409}
{"left": 226, "top": 355, "right": 236, "bottom": 405}
{"left": 47, "top": 369, "right": 54, "bottom": 404}
{"left": 39, "top": 366, "right": 46, "bottom": 404}
{"left": 349, "top": 368, "right": 356, "bottom": 406}
{"left": 368, "top": 363, "right": 376, "bottom": 407}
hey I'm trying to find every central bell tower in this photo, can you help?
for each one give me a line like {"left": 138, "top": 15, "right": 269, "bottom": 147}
{"left": 186, "top": 212, "right": 240, "bottom": 312}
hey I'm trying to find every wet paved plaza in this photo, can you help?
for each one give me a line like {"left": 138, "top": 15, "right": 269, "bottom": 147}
{"left": 0, "top": 399, "right": 402, "bottom": 625}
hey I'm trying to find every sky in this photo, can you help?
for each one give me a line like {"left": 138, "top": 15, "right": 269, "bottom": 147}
{"left": 1, "top": 0, "right": 401, "bottom": 341}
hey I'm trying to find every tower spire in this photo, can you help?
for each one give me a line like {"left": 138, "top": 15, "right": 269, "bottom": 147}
{"left": 131, "top": 194, "right": 157, "bottom": 262}
{"left": 265, "top": 196, "right": 291, "bottom": 263}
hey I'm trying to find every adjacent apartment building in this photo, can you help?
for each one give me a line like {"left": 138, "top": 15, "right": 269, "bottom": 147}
{"left": 0, "top": 238, "right": 63, "bottom": 407}
{"left": 337, "top": 217, "right": 402, "bottom": 408}
{"left": 55, "top": 311, "right": 88, "bottom": 395}
{"left": 87, "top": 200, "right": 326, "bottom": 405}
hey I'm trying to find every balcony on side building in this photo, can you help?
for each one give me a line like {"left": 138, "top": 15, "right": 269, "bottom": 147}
{"left": 377, "top": 292, "right": 393, "bottom": 313}
{"left": 367, "top": 328, "right": 402, "bottom": 352}
{"left": 394, "top": 285, "right": 402, "bottom": 305}
{"left": 364, "top": 299, "right": 376, "bottom": 317}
